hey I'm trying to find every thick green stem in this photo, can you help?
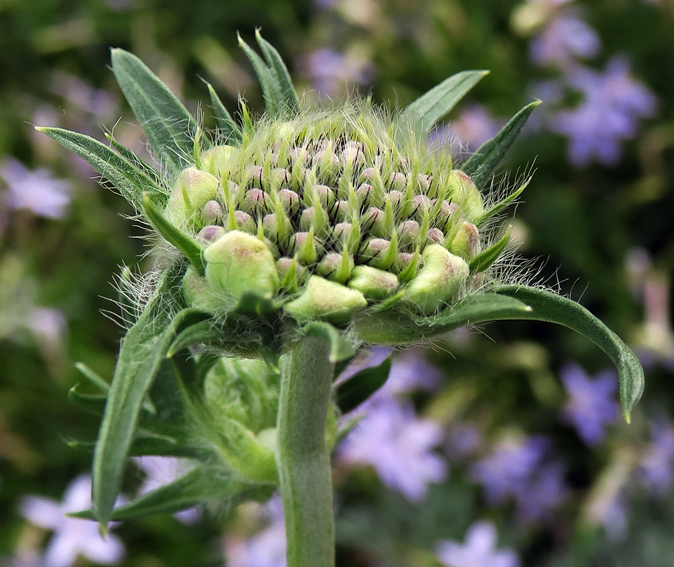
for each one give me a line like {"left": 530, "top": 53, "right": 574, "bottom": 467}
{"left": 276, "top": 336, "right": 336, "bottom": 567}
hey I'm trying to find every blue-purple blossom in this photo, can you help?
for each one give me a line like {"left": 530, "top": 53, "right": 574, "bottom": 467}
{"left": 338, "top": 398, "right": 447, "bottom": 502}
{"left": 0, "top": 158, "right": 72, "bottom": 219}
{"left": 560, "top": 364, "right": 620, "bottom": 446}
{"left": 470, "top": 436, "right": 567, "bottom": 522}
{"left": 529, "top": 12, "right": 601, "bottom": 68}
{"left": 225, "top": 497, "right": 286, "bottom": 567}
{"left": 552, "top": 57, "right": 657, "bottom": 167}
{"left": 297, "top": 48, "right": 374, "bottom": 97}
{"left": 435, "top": 520, "right": 520, "bottom": 567}
{"left": 639, "top": 420, "right": 674, "bottom": 494}
{"left": 445, "top": 423, "right": 484, "bottom": 462}
{"left": 19, "top": 475, "right": 125, "bottom": 567}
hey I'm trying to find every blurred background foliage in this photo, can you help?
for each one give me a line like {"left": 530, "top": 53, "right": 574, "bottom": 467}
{"left": 1, "top": 0, "right": 674, "bottom": 566}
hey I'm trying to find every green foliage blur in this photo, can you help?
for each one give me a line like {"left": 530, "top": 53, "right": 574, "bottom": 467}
{"left": 1, "top": 0, "right": 674, "bottom": 566}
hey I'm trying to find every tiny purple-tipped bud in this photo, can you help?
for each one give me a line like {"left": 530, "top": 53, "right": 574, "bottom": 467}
{"left": 356, "top": 183, "right": 374, "bottom": 206}
{"left": 436, "top": 200, "right": 458, "bottom": 226}
{"left": 389, "top": 171, "right": 406, "bottom": 192}
{"left": 300, "top": 207, "right": 315, "bottom": 232}
{"left": 359, "top": 167, "right": 377, "bottom": 183}
{"left": 427, "top": 227, "right": 444, "bottom": 244}
{"left": 417, "top": 173, "right": 432, "bottom": 193}
{"left": 284, "top": 275, "right": 367, "bottom": 323}
{"left": 233, "top": 210, "right": 256, "bottom": 233}
{"left": 348, "top": 265, "right": 399, "bottom": 299}
{"left": 241, "top": 188, "right": 269, "bottom": 214}
{"left": 243, "top": 165, "right": 264, "bottom": 186}
{"left": 362, "top": 237, "right": 396, "bottom": 269}
{"left": 278, "top": 189, "right": 300, "bottom": 212}
{"left": 276, "top": 257, "right": 307, "bottom": 292}
{"left": 203, "top": 200, "right": 225, "bottom": 224}
{"left": 317, "top": 252, "right": 354, "bottom": 284}
{"left": 314, "top": 184, "right": 335, "bottom": 207}
{"left": 262, "top": 214, "right": 277, "bottom": 237}
{"left": 341, "top": 146, "right": 365, "bottom": 168}
{"left": 389, "top": 190, "right": 404, "bottom": 206}
{"left": 204, "top": 230, "right": 280, "bottom": 300}
{"left": 197, "top": 224, "right": 226, "bottom": 243}
{"left": 312, "top": 149, "right": 341, "bottom": 180}
{"left": 291, "top": 147, "right": 310, "bottom": 167}
{"left": 270, "top": 167, "right": 290, "bottom": 187}
{"left": 365, "top": 207, "right": 387, "bottom": 238}
{"left": 398, "top": 220, "right": 420, "bottom": 247}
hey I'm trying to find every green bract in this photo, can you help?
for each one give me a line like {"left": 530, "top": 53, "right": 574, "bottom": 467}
{"left": 39, "top": 31, "right": 644, "bottom": 541}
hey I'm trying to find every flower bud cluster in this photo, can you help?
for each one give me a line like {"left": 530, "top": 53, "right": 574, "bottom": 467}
{"left": 165, "top": 105, "right": 489, "bottom": 320}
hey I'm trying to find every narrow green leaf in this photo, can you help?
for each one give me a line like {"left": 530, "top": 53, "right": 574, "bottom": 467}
{"left": 142, "top": 193, "right": 205, "bottom": 274}
{"left": 255, "top": 29, "right": 300, "bottom": 114}
{"left": 462, "top": 100, "right": 541, "bottom": 190}
{"left": 494, "top": 285, "right": 644, "bottom": 422}
{"left": 111, "top": 48, "right": 196, "bottom": 178}
{"left": 92, "top": 263, "right": 209, "bottom": 526}
{"left": 469, "top": 227, "right": 511, "bottom": 273}
{"left": 68, "top": 385, "right": 107, "bottom": 416}
{"left": 104, "top": 133, "right": 161, "bottom": 180}
{"left": 475, "top": 178, "right": 530, "bottom": 226}
{"left": 205, "top": 82, "right": 243, "bottom": 144}
{"left": 401, "top": 70, "right": 489, "bottom": 134}
{"left": 335, "top": 356, "right": 392, "bottom": 414}
{"left": 237, "top": 33, "right": 284, "bottom": 116}
{"left": 36, "top": 127, "right": 162, "bottom": 211}
{"left": 73, "top": 467, "right": 260, "bottom": 521}
{"left": 75, "top": 362, "right": 110, "bottom": 392}
{"left": 302, "top": 322, "right": 356, "bottom": 363}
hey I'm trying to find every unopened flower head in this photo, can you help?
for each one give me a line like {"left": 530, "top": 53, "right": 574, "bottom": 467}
{"left": 169, "top": 100, "right": 499, "bottom": 323}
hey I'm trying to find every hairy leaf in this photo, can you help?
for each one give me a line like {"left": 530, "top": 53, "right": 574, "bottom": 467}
{"left": 111, "top": 49, "right": 196, "bottom": 178}
{"left": 462, "top": 101, "right": 540, "bottom": 190}
{"left": 205, "top": 82, "right": 243, "bottom": 144}
{"left": 237, "top": 33, "right": 284, "bottom": 117}
{"left": 335, "top": 356, "right": 392, "bottom": 413}
{"left": 255, "top": 29, "right": 299, "bottom": 114}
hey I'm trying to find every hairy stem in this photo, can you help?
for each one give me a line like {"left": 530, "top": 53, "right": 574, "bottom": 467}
{"left": 276, "top": 336, "right": 335, "bottom": 567}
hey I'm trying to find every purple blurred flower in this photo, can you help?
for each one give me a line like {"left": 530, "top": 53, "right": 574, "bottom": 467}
{"left": 225, "top": 497, "right": 286, "bottom": 567}
{"left": 26, "top": 307, "right": 66, "bottom": 344}
{"left": 530, "top": 13, "right": 601, "bottom": 68}
{"left": 0, "top": 158, "right": 72, "bottom": 219}
{"left": 133, "top": 456, "right": 200, "bottom": 523}
{"left": 19, "top": 475, "right": 125, "bottom": 567}
{"left": 445, "top": 424, "right": 484, "bottom": 461}
{"left": 560, "top": 364, "right": 620, "bottom": 446}
{"left": 552, "top": 57, "right": 657, "bottom": 167}
{"left": 431, "top": 104, "right": 503, "bottom": 157}
{"left": 435, "top": 520, "right": 520, "bottom": 567}
{"left": 471, "top": 436, "right": 567, "bottom": 522}
{"left": 639, "top": 420, "right": 674, "bottom": 494}
{"left": 339, "top": 398, "right": 447, "bottom": 501}
{"left": 297, "top": 48, "right": 374, "bottom": 97}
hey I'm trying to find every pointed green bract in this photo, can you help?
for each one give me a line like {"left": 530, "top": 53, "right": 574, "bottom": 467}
{"left": 36, "top": 127, "right": 163, "bottom": 211}
{"left": 494, "top": 285, "right": 644, "bottom": 422}
{"left": 238, "top": 33, "right": 284, "bottom": 117}
{"left": 206, "top": 82, "right": 243, "bottom": 144}
{"left": 469, "top": 227, "right": 511, "bottom": 273}
{"left": 402, "top": 70, "right": 489, "bottom": 134}
{"left": 111, "top": 48, "right": 197, "bottom": 178}
{"left": 105, "top": 133, "right": 160, "bottom": 180}
{"left": 75, "top": 362, "right": 110, "bottom": 392}
{"left": 335, "top": 356, "right": 392, "bottom": 414}
{"left": 475, "top": 178, "right": 530, "bottom": 226}
{"left": 142, "top": 193, "right": 205, "bottom": 275}
{"left": 463, "top": 100, "right": 541, "bottom": 190}
{"left": 255, "top": 29, "right": 300, "bottom": 114}
{"left": 92, "top": 263, "right": 209, "bottom": 527}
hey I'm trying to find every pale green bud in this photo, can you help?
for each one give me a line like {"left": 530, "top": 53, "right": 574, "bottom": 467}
{"left": 284, "top": 275, "right": 367, "bottom": 323}
{"left": 449, "top": 170, "right": 484, "bottom": 222}
{"left": 164, "top": 167, "right": 219, "bottom": 229}
{"left": 449, "top": 221, "right": 481, "bottom": 259}
{"left": 348, "top": 265, "right": 399, "bottom": 299}
{"left": 201, "top": 145, "right": 239, "bottom": 178}
{"left": 403, "top": 244, "right": 469, "bottom": 313}
{"left": 204, "top": 230, "right": 280, "bottom": 300}
{"left": 182, "top": 266, "right": 228, "bottom": 313}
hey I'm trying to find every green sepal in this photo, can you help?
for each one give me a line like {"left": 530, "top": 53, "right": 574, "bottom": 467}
{"left": 36, "top": 127, "right": 164, "bottom": 212}
{"left": 494, "top": 285, "right": 645, "bottom": 423}
{"left": 234, "top": 290, "right": 280, "bottom": 316}
{"left": 74, "top": 362, "right": 110, "bottom": 392}
{"left": 238, "top": 33, "right": 284, "bottom": 117}
{"left": 335, "top": 356, "right": 392, "bottom": 414}
{"left": 111, "top": 48, "right": 197, "bottom": 179}
{"left": 469, "top": 227, "right": 511, "bottom": 273}
{"left": 462, "top": 100, "right": 541, "bottom": 190}
{"left": 254, "top": 29, "right": 300, "bottom": 114}
{"left": 142, "top": 193, "right": 205, "bottom": 275}
{"left": 475, "top": 178, "right": 530, "bottom": 226}
{"left": 402, "top": 70, "right": 489, "bottom": 134}
{"left": 70, "top": 467, "right": 268, "bottom": 521}
{"left": 67, "top": 385, "right": 107, "bottom": 417}
{"left": 92, "top": 263, "right": 210, "bottom": 527}
{"left": 302, "top": 321, "right": 356, "bottom": 363}
{"left": 104, "top": 132, "right": 160, "bottom": 180}
{"left": 205, "top": 82, "right": 243, "bottom": 144}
